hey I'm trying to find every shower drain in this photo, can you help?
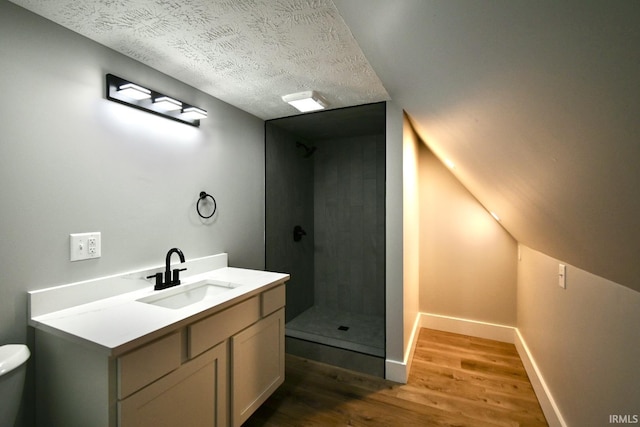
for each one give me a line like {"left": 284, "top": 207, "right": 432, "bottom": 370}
{"left": 337, "top": 325, "right": 350, "bottom": 331}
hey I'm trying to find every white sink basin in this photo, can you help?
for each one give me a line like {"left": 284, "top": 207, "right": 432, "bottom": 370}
{"left": 137, "top": 279, "right": 240, "bottom": 309}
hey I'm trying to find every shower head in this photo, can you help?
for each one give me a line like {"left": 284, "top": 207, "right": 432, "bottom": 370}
{"left": 296, "top": 141, "right": 317, "bottom": 158}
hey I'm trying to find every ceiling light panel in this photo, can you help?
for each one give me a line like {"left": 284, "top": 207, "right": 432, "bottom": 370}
{"left": 282, "top": 91, "right": 328, "bottom": 113}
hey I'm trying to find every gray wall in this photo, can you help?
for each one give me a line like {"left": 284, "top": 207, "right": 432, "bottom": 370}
{"left": 313, "top": 134, "right": 385, "bottom": 316}
{"left": 265, "top": 124, "right": 315, "bottom": 322}
{"left": 1, "top": 3, "right": 265, "bottom": 425}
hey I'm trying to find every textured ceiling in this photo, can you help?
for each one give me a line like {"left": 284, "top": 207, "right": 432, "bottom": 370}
{"left": 9, "top": 0, "right": 389, "bottom": 119}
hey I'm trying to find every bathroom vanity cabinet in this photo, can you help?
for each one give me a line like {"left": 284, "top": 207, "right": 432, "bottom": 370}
{"left": 32, "top": 268, "right": 286, "bottom": 427}
{"left": 119, "top": 288, "right": 285, "bottom": 427}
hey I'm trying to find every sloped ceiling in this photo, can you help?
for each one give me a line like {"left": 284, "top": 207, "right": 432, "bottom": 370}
{"left": 334, "top": 0, "right": 640, "bottom": 292}
{"left": 9, "top": 0, "right": 388, "bottom": 119}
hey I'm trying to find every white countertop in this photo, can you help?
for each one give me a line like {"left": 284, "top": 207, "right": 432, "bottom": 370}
{"left": 29, "top": 254, "right": 289, "bottom": 356}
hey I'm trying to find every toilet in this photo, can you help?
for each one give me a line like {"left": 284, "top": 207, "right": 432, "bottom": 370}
{"left": 0, "top": 344, "right": 30, "bottom": 427}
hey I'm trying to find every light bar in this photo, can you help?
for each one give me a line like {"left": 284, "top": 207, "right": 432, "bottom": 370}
{"left": 105, "top": 74, "right": 207, "bottom": 127}
{"left": 282, "top": 91, "right": 328, "bottom": 113}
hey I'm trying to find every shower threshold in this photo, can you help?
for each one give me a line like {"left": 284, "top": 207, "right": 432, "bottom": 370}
{"left": 285, "top": 305, "right": 384, "bottom": 357}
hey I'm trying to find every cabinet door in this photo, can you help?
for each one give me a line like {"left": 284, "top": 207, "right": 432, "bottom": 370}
{"left": 119, "top": 341, "right": 227, "bottom": 427}
{"left": 230, "top": 309, "right": 285, "bottom": 427}
{"left": 118, "top": 331, "right": 182, "bottom": 399}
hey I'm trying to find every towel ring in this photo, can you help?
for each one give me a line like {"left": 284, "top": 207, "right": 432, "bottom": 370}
{"left": 197, "top": 191, "right": 217, "bottom": 219}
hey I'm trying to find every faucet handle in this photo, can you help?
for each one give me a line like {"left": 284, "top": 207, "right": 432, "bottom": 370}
{"left": 146, "top": 272, "right": 164, "bottom": 290}
{"left": 172, "top": 268, "right": 187, "bottom": 286}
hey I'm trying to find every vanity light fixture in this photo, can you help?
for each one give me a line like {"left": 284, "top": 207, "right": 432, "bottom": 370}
{"left": 106, "top": 74, "right": 207, "bottom": 127}
{"left": 282, "top": 90, "right": 328, "bottom": 113}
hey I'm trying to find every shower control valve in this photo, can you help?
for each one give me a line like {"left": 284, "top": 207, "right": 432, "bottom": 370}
{"left": 293, "top": 225, "right": 307, "bottom": 242}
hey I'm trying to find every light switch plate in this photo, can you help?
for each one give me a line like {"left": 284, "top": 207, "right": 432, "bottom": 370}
{"left": 70, "top": 232, "right": 101, "bottom": 261}
{"left": 558, "top": 264, "right": 566, "bottom": 289}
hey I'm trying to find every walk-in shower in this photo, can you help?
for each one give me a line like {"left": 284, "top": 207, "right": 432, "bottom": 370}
{"left": 265, "top": 103, "right": 386, "bottom": 377}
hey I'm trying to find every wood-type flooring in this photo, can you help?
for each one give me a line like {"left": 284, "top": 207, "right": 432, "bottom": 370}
{"left": 244, "top": 328, "right": 548, "bottom": 426}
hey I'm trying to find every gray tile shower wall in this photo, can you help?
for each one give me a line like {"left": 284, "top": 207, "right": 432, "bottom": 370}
{"left": 313, "top": 134, "right": 385, "bottom": 317}
{"left": 265, "top": 124, "right": 315, "bottom": 322}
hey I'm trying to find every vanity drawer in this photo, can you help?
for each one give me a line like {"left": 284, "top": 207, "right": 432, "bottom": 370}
{"left": 189, "top": 296, "right": 260, "bottom": 358}
{"left": 261, "top": 284, "right": 285, "bottom": 317}
{"left": 118, "top": 331, "right": 182, "bottom": 399}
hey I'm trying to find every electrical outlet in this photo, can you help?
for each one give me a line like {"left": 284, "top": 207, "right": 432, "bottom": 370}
{"left": 70, "top": 232, "right": 101, "bottom": 261}
{"left": 87, "top": 237, "right": 98, "bottom": 255}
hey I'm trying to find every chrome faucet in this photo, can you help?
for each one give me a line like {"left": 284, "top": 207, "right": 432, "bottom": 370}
{"left": 147, "top": 247, "right": 187, "bottom": 290}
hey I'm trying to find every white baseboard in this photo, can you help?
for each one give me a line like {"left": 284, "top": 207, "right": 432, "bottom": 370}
{"left": 420, "top": 312, "right": 515, "bottom": 343}
{"left": 404, "top": 312, "right": 421, "bottom": 378}
{"left": 514, "top": 330, "right": 566, "bottom": 427}
{"left": 385, "top": 359, "right": 407, "bottom": 383}
{"left": 385, "top": 312, "right": 421, "bottom": 383}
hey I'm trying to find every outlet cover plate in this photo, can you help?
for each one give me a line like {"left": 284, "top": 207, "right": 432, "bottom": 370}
{"left": 70, "top": 232, "right": 101, "bottom": 261}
